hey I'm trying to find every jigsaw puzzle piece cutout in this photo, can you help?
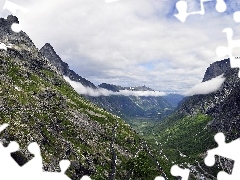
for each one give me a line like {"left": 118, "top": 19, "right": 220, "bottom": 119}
{"left": 216, "top": 0, "right": 226, "bottom": 13}
{"left": 174, "top": 0, "right": 211, "bottom": 22}
{"left": 0, "top": 141, "right": 23, "bottom": 178}
{"left": 42, "top": 160, "right": 92, "bottom": 180}
{"left": 2, "top": 0, "right": 28, "bottom": 33}
{"left": 20, "top": 144, "right": 76, "bottom": 180}
{"left": 0, "top": 123, "right": 91, "bottom": 180}
{"left": 216, "top": 28, "right": 240, "bottom": 77}
{"left": 80, "top": 175, "right": 92, "bottom": 180}
{"left": 0, "top": 124, "right": 23, "bottom": 178}
{"left": 0, "top": 42, "right": 12, "bottom": 50}
{"left": 154, "top": 176, "right": 165, "bottom": 180}
{"left": 41, "top": 160, "right": 71, "bottom": 180}
{"left": 3, "top": 0, "right": 28, "bottom": 15}
{"left": 59, "top": 159, "right": 71, "bottom": 173}
{"left": 217, "top": 171, "right": 234, "bottom": 180}
{"left": 0, "top": 123, "right": 9, "bottom": 132}
{"left": 174, "top": 1, "right": 188, "bottom": 22}
{"left": 170, "top": 164, "right": 190, "bottom": 180}
{"left": 21, "top": 142, "right": 43, "bottom": 174}
{"left": 0, "top": 42, "right": 8, "bottom": 51}
{"left": 204, "top": 132, "right": 240, "bottom": 179}
{"left": 233, "top": 11, "right": 240, "bottom": 23}
{"left": 11, "top": 22, "right": 22, "bottom": 33}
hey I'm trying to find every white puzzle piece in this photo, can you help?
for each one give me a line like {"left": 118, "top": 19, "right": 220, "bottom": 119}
{"left": 205, "top": 132, "right": 240, "bottom": 180}
{"left": 0, "top": 124, "right": 92, "bottom": 179}
{"left": 171, "top": 164, "right": 190, "bottom": 180}
{"left": 216, "top": 28, "right": 240, "bottom": 77}
{"left": 175, "top": 0, "right": 226, "bottom": 22}
{"left": 2, "top": 0, "right": 28, "bottom": 32}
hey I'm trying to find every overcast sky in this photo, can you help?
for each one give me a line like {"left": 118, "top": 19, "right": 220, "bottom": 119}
{"left": 2, "top": 0, "right": 240, "bottom": 94}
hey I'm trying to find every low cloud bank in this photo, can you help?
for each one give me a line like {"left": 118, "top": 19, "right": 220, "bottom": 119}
{"left": 64, "top": 76, "right": 166, "bottom": 97}
{"left": 183, "top": 74, "right": 226, "bottom": 96}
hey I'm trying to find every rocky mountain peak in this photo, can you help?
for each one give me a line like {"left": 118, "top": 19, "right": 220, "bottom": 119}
{"left": 98, "top": 83, "right": 155, "bottom": 92}
{"left": 43, "top": 42, "right": 53, "bottom": 49}
{"left": 127, "top": 85, "right": 154, "bottom": 91}
{"left": 40, "top": 43, "right": 69, "bottom": 74}
{"left": 40, "top": 43, "right": 96, "bottom": 89}
{"left": 202, "top": 58, "right": 230, "bottom": 82}
{"left": 98, "top": 83, "right": 123, "bottom": 92}
{"left": 1, "top": 15, "right": 162, "bottom": 179}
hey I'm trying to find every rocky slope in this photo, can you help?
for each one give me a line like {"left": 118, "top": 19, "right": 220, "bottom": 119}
{"left": 178, "top": 58, "right": 239, "bottom": 137}
{"left": 40, "top": 43, "right": 96, "bottom": 89}
{"left": 88, "top": 83, "right": 174, "bottom": 120}
{"left": 40, "top": 44, "right": 180, "bottom": 121}
{"left": 145, "top": 58, "right": 239, "bottom": 179}
{"left": 0, "top": 15, "right": 163, "bottom": 180}
{"left": 202, "top": 58, "right": 230, "bottom": 82}
{"left": 162, "top": 93, "right": 184, "bottom": 107}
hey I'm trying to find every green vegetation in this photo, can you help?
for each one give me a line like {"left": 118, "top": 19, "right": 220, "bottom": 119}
{"left": 141, "top": 113, "right": 220, "bottom": 179}
{"left": 0, "top": 44, "right": 223, "bottom": 180}
{"left": 156, "top": 114, "right": 215, "bottom": 158}
{"left": 0, "top": 56, "right": 160, "bottom": 179}
{"left": 126, "top": 151, "right": 159, "bottom": 180}
{"left": 127, "top": 117, "right": 158, "bottom": 135}
{"left": 2, "top": 18, "right": 229, "bottom": 179}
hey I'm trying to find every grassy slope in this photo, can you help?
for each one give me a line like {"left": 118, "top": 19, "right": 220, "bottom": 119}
{"left": 142, "top": 113, "right": 223, "bottom": 179}
{"left": 0, "top": 55, "right": 160, "bottom": 179}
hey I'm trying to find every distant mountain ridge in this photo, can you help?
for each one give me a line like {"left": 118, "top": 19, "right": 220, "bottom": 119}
{"left": 40, "top": 43, "right": 183, "bottom": 120}
{"left": 98, "top": 83, "right": 123, "bottom": 92}
{"left": 98, "top": 83, "right": 154, "bottom": 92}
{"left": 162, "top": 93, "right": 184, "bottom": 107}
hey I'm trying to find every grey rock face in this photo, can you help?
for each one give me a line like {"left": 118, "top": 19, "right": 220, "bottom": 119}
{"left": 202, "top": 59, "right": 231, "bottom": 82}
{"left": 0, "top": 15, "right": 19, "bottom": 33}
{"left": 98, "top": 83, "right": 123, "bottom": 92}
{"left": 178, "top": 59, "right": 240, "bottom": 139}
{"left": 40, "top": 43, "right": 96, "bottom": 89}
{"left": 0, "top": 15, "right": 163, "bottom": 180}
{"left": 87, "top": 83, "right": 174, "bottom": 120}
{"left": 151, "top": 59, "right": 239, "bottom": 179}
{"left": 174, "top": 66, "right": 240, "bottom": 178}
{"left": 40, "top": 43, "right": 69, "bottom": 74}
{"left": 40, "top": 44, "right": 175, "bottom": 120}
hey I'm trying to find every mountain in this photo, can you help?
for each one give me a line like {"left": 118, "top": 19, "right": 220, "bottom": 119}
{"left": 40, "top": 43, "right": 96, "bottom": 89}
{"left": 92, "top": 83, "right": 175, "bottom": 119}
{"left": 144, "top": 58, "right": 238, "bottom": 179}
{"left": 98, "top": 83, "right": 124, "bottom": 92}
{"left": 177, "top": 59, "right": 239, "bottom": 138}
{"left": 87, "top": 91, "right": 174, "bottom": 120}
{"left": 162, "top": 93, "right": 184, "bottom": 107}
{"left": 0, "top": 15, "right": 164, "bottom": 179}
{"left": 98, "top": 83, "right": 154, "bottom": 92}
{"left": 40, "top": 43, "right": 178, "bottom": 121}
{"left": 202, "top": 58, "right": 230, "bottom": 82}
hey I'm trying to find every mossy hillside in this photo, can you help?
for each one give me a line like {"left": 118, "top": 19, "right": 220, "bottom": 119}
{"left": 144, "top": 114, "right": 221, "bottom": 179}
{"left": 0, "top": 53, "right": 159, "bottom": 179}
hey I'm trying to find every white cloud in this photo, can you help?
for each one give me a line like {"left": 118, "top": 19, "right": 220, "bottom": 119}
{"left": 105, "top": 0, "right": 121, "bottom": 3}
{"left": 8, "top": 0, "right": 238, "bottom": 93}
{"left": 64, "top": 76, "right": 166, "bottom": 96}
{"left": 183, "top": 74, "right": 226, "bottom": 96}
